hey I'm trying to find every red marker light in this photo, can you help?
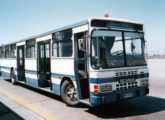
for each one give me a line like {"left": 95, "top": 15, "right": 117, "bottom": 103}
{"left": 104, "top": 14, "right": 109, "bottom": 18}
{"left": 58, "top": 77, "right": 62, "bottom": 79}
{"left": 94, "top": 85, "right": 98, "bottom": 89}
{"left": 94, "top": 85, "right": 99, "bottom": 94}
{"left": 93, "top": 21, "right": 98, "bottom": 26}
{"left": 140, "top": 25, "right": 143, "bottom": 31}
{"left": 94, "top": 89, "right": 99, "bottom": 94}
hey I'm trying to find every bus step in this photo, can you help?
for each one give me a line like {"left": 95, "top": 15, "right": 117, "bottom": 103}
{"left": 18, "top": 81, "right": 26, "bottom": 84}
{"left": 39, "top": 87, "right": 52, "bottom": 93}
{"left": 79, "top": 98, "right": 90, "bottom": 105}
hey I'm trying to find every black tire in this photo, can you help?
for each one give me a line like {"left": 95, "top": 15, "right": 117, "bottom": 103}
{"left": 61, "top": 80, "right": 78, "bottom": 106}
{"left": 10, "top": 70, "right": 17, "bottom": 85}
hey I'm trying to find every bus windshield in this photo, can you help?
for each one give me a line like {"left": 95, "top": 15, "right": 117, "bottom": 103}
{"left": 91, "top": 30, "right": 146, "bottom": 69}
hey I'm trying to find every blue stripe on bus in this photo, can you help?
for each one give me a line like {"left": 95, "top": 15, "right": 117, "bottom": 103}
{"left": 90, "top": 73, "right": 149, "bottom": 84}
{"left": 51, "top": 73, "right": 75, "bottom": 79}
{"left": 0, "top": 65, "right": 149, "bottom": 84}
{"left": 0, "top": 66, "right": 37, "bottom": 74}
{"left": 0, "top": 70, "right": 62, "bottom": 95}
{"left": 0, "top": 66, "right": 11, "bottom": 70}
{"left": 25, "top": 70, "right": 38, "bottom": 74}
{"left": 90, "top": 78, "right": 116, "bottom": 84}
{"left": 0, "top": 65, "right": 75, "bottom": 80}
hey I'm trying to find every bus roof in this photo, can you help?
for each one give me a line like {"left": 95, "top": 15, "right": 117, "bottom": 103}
{"left": 88, "top": 17, "right": 142, "bottom": 25}
{"left": 0, "top": 17, "right": 142, "bottom": 47}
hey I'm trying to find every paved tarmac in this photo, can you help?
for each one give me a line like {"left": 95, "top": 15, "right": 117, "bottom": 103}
{"left": 0, "top": 59, "right": 165, "bottom": 120}
{"left": 0, "top": 101, "right": 24, "bottom": 120}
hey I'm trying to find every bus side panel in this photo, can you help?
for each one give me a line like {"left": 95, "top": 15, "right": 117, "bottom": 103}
{"left": 0, "top": 59, "right": 17, "bottom": 79}
{"left": 51, "top": 58, "right": 75, "bottom": 95}
{"left": 25, "top": 59, "right": 38, "bottom": 88}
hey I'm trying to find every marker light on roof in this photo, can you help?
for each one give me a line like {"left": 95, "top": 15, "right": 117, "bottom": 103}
{"left": 93, "top": 21, "right": 98, "bottom": 26}
{"left": 104, "top": 14, "right": 109, "bottom": 18}
{"left": 140, "top": 25, "right": 143, "bottom": 31}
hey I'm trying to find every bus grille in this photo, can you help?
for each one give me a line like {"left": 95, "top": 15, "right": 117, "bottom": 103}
{"left": 116, "top": 71, "right": 137, "bottom": 77}
{"left": 116, "top": 81, "right": 138, "bottom": 90}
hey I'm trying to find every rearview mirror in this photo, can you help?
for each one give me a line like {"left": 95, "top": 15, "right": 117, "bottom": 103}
{"left": 78, "top": 37, "right": 89, "bottom": 55}
{"left": 78, "top": 38, "right": 85, "bottom": 51}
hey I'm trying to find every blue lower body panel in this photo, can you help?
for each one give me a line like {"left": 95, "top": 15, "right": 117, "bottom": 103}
{"left": 52, "top": 83, "right": 60, "bottom": 95}
{"left": 90, "top": 86, "right": 149, "bottom": 106}
{"left": 1, "top": 71, "right": 10, "bottom": 79}
{"left": 26, "top": 78, "right": 38, "bottom": 88}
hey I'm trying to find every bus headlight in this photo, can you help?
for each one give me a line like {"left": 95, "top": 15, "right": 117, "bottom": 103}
{"left": 99, "top": 84, "right": 113, "bottom": 92}
{"left": 140, "top": 80, "right": 148, "bottom": 86}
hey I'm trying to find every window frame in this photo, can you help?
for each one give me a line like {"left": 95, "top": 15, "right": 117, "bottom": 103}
{"left": 10, "top": 44, "right": 16, "bottom": 58}
{"left": 26, "top": 39, "right": 36, "bottom": 58}
{"left": 5, "top": 45, "right": 10, "bottom": 58}
{"left": 0, "top": 46, "right": 5, "bottom": 58}
{"left": 52, "top": 39, "right": 73, "bottom": 58}
{"left": 90, "top": 29, "right": 146, "bottom": 69}
{"left": 52, "top": 29, "right": 73, "bottom": 58}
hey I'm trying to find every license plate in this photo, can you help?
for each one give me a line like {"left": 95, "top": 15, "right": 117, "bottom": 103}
{"left": 124, "top": 92, "right": 133, "bottom": 98}
{"left": 119, "top": 78, "right": 135, "bottom": 83}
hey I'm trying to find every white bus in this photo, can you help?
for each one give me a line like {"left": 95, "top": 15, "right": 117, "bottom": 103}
{"left": 0, "top": 17, "right": 149, "bottom": 106}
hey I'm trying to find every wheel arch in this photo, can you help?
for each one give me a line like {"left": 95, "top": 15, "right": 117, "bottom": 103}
{"left": 60, "top": 76, "right": 76, "bottom": 88}
{"left": 60, "top": 76, "right": 79, "bottom": 106}
{"left": 10, "top": 67, "right": 14, "bottom": 77}
{"left": 10, "top": 67, "right": 14, "bottom": 71}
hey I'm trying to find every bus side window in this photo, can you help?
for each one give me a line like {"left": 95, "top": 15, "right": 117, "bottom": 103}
{"left": 59, "top": 39, "right": 72, "bottom": 57}
{"left": 52, "top": 42, "right": 58, "bottom": 57}
{"left": 52, "top": 39, "right": 72, "bottom": 57}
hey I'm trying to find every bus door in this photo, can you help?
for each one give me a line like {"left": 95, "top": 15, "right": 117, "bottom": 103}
{"left": 74, "top": 32, "right": 89, "bottom": 100}
{"left": 38, "top": 40, "right": 51, "bottom": 89}
{"left": 17, "top": 45, "right": 25, "bottom": 82}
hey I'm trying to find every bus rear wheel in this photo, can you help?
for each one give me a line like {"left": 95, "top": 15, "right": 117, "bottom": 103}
{"left": 10, "top": 70, "right": 17, "bottom": 85}
{"left": 61, "top": 80, "right": 78, "bottom": 106}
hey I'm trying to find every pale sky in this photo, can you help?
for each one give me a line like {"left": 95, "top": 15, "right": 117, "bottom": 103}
{"left": 0, "top": 0, "right": 165, "bottom": 55}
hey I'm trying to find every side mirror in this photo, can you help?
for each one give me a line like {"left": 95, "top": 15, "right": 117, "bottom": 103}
{"left": 78, "top": 38, "right": 85, "bottom": 51}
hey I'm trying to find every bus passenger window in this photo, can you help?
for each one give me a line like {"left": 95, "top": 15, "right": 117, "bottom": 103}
{"left": 52, "top": 42, "right": 58, "bottom": 57}
{"left": 52, "top": 39, "right": 72, "bottom": 57}
{"left": 45, "top": 44, "right": 50, "bottom": 58}
{"left": 59, "top": 40, "right": 72, "bottom": 57}
{"left": 26, "top": 39, "right": 36, "bottom": 58}
{"left": 10, "top": 44, "right": 16, "bottom": 58}
{"left": 5, "top": 46, "right": 10, "bottom": 58}
{"left": 0, "top": 47, "right": 5, "bottom": 58}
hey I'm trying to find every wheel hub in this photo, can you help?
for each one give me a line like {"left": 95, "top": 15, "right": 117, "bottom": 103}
{"left": 66, "top": 85, "right": 77, "bottom": 101}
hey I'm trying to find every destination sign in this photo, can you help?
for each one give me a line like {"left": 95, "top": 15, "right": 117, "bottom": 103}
{"left": 91, "top": 20, "right": 143, "bottom": 31}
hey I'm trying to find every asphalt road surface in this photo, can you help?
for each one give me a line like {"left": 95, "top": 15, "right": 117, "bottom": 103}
{"left": 0, "top": 102, "right": 24, "bottom": 120}
{"left": 0, "top": 59, "right": 165, "bottom": 120}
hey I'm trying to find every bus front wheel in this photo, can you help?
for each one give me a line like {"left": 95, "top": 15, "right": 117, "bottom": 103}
{"left": 61, "top": 80, "right": 78, "bottom": 106}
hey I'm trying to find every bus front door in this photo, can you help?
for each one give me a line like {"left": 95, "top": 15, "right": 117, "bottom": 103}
{"left": 74, "top": 32, "right": 89, "bottom": 101}
{"left": 38, "top": 41, "right": 51, "bottom": 89}
{"left": 17, "top": 46, "right": 25, "bottom": 82}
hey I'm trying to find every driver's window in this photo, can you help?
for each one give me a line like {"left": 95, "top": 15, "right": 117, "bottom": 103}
{"left": 125, "top": 38, "right": 142, "bottom": 55}
{"left": 110, "top": 37, "right": 123, "bottom": 56}
{"left": 91, "top": 30, "right": 125, "bottom": 68}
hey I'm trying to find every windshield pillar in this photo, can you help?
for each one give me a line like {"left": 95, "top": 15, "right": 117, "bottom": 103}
{"left": 122, "top": 32, "right": 127, "bottom": 66}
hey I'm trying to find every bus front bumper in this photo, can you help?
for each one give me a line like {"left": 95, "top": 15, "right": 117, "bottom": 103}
{"left": 90, "top": 86, "right": 149, "bottom": 107}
